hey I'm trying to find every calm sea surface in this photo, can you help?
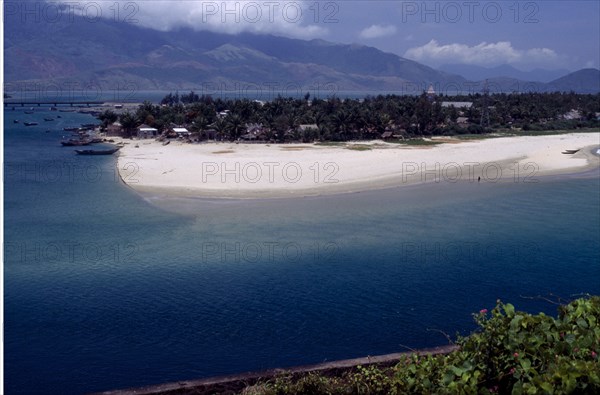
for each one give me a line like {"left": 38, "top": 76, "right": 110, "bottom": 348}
{"left": 4, "top": 109, "right": 600, "bottom": 394}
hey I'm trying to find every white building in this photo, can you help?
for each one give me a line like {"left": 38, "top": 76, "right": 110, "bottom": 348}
{"left": 137, "top": 124, "right": 158, "bottom": 139}
{"left": 441, "top": 101, "right": 473, "bottom": 108}
{"left": 173, "top": 127, "right": 191, "bottom": 137}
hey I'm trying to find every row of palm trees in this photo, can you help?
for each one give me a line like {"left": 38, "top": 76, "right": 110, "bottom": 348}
{"left": 97, "top": 92, "right": 600, "bottom": 141}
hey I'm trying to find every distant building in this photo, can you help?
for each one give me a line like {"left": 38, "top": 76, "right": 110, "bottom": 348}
{"left": 172, "top": 127, "right": 191, "bottom": 137}
{"left": 562, "top": 109, "right": 582, "bottom": 120}
{"left": 426, "top": 84, "right": 436, "bottom": 102}
{"left": 106, "top": 121, "right": 123, "bottom": 136}
{"left": 298, "top": 124, "right": 318, "bottom": 132}
{"left": 441, "top": 101, "right": 473, "bottom": 108}
{"left": 240, "top": 123, "right": 266, "bottom": 141}
{"left": 456, "top": 117, "right": 470, "bottom": 127}
{"left": 137, "top": 124, "right": 158, "bottom": 139}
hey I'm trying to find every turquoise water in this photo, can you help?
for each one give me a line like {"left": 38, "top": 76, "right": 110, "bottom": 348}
{"left": 4, "top": 109, "right": 600, "bottom": 394}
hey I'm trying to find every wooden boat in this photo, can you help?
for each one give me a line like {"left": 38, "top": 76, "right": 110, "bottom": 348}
{"left": 24, "top": 122, "right": 38, "bottom": 126}
{"left": 562, "top": 149, "right": 580, "bottom": 154}
{"left": 75, "top": 148, "right": 120, "bottom": 155}
{"left": 61, "top": 140, "right": 90, "bottom": 146}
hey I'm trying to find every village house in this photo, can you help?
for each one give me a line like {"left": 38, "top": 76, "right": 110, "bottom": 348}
{"left": 137, "top": 124, "right": 159, "bottom": 139}
{"left": 456, "top": 117, "right": 470, "bottom": 127}
{"left": 441, "top": 101, "right": 473, "bottom": 109}
{"left": 562, "top": 109, "right": 582, "bottom": 120}
{"left": 172, "top": 127, "right": 191, "bottom": 138}
{"left": 105, "top": 121, "right": 123, "bottom": 136}
{"left": 241, "top": 123, "right": 266, "bottom": 141}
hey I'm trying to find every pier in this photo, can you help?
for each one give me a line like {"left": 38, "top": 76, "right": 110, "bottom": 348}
{"left": 4, "top": 100, "right": 105, "bottom": 108}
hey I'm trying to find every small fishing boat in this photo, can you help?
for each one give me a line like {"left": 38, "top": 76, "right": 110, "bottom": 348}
{"left": 162, "top": 141, "right": 170, "bottom": 146}
{"left": 24, "top": 111, "right": 34, "bottom": 114}
{"left": 63, "top": 127, "right": 80, "bottom": 132}
{"left": 14, "top": 119, "right": 19, "bottom": 123}
{"left": 44, "top": 118, "right": 55, "bottom": 121}
{"left": 24, "top": 122, "right": 38, "bottom": 126}
{"left": 75, "top": 148, "right": 120, "bottom": 155}
{"left": 60, "top": 140, "right": 90, "bottom": 146}
{"left": 562, "top": 149, "right": 580, "bottom": 155}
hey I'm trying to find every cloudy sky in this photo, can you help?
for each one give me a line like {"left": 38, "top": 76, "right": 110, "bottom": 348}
{"left": 57, "top": 0, "right": 599, "bottom": 71}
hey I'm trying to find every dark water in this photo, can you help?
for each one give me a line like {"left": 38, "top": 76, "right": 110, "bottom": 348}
{"left": 4, "top": 109, "right": 600, "bottom": 394}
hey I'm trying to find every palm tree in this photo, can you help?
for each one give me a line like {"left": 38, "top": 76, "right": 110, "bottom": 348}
{"left": 212, "top": 118, "right": 228, "bottom": 141}
{"left": 191, "top": 116, "right": 209, "bottom": 140}
{"left": 330, "top": 110, "right": 353, "bottom": 141}
{"left": 225, "top": 113, "right": 245, "bottom": 141}
{"left": 119, "top": 112, "right": 138, "bottom": 138}
{"left": 98, "top": 109, "right": 118, "bottom": 129}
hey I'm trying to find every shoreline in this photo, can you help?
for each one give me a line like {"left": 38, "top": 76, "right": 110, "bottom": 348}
{"left": 115, "top": 133, "right": 600, "bottom": 199}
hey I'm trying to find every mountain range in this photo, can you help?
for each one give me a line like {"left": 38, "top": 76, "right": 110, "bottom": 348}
{"left": 438, "top": 64, "right": 572, "bottom": 84}
{"left": 4, "top": 7, "right": 600, "bottom": 95}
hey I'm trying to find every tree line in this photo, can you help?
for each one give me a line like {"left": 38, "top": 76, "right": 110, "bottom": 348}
{"left": 97, "top": 92, "right": 600, "bottom": 142}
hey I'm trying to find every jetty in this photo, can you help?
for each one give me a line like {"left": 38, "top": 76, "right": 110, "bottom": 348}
{"left": 4, "top": 100, "right": 104, "bottom": 108}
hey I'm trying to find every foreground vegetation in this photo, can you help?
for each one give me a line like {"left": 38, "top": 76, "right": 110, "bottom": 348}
{"left": 242, "top": 297, "right": 600, "bottom": 394}
{"left": 98, "top": 92, "right": 600, "bottom": 142}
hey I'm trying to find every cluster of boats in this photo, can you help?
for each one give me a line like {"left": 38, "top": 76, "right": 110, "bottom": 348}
{"left": 61, "top": 138, "right": 121, "bottom": 155}
{"left": 61, "top": 131, "right": 121, "bottom": 155}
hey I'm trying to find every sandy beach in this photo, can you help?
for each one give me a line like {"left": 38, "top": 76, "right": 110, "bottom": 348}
{"left": 116, "top": 133, "right": 600, "bottom": 198}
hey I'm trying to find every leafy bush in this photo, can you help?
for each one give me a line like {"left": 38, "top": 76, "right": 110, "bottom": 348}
{"left": 247, "top": 297, "right": 600, "bottom": 394}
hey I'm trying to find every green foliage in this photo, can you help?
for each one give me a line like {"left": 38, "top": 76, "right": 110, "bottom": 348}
{"left": 247, "top": 297, "right": 600, "bottom": 394}
{"left": 130, "top": 92, "right": 600, "bottom": 142}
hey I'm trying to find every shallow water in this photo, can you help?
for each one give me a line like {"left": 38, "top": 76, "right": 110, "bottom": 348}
{"left": 4, "top": 109, "right": 600, "bottom": 394}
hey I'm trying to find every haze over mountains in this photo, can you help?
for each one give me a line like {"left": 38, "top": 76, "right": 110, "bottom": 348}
{"left": 5, "top": 7, "right": 600, "bottom": 96}
{"left": 438, "top": 64, "right": 572, "bottom": 84}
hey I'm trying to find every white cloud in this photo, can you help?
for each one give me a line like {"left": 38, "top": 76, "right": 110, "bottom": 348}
{"left": 50, "top": 0, "right": 327, "bottom": 39}
{"left": 404, "top": 40, "right": 561, "bottom": 68}
{"left": 359, "top": 24, "right": 397, "bottom": 39}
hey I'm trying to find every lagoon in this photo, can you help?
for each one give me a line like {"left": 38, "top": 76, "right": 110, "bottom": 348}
{"left": 4, "top": 109, "right": 600, "bottom": 394}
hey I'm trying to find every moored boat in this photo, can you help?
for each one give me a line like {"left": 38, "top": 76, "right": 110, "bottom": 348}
{"left": 60, "top": 140, "right": 90, "bottom": 146}
{"left": 24, "top": 122, "right": 38, "bottom": 126}
{"left": 75, "top": 148, "right": 120, "bottom": 155}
